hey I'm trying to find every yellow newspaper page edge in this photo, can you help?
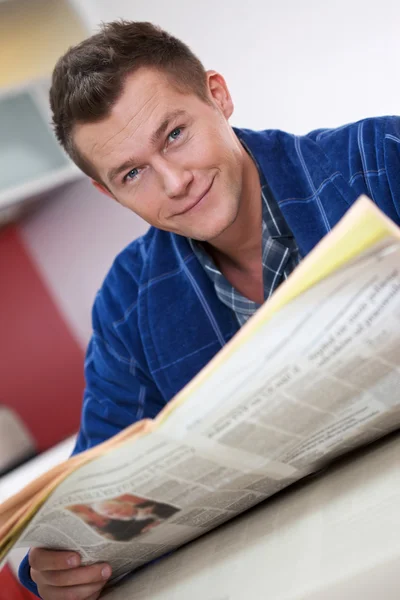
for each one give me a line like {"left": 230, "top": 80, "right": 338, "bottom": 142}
{"left": 156, "top": 196, "right": 400, "bottom": 423}
{"left": 0, "top": 491, "right": 53, "bottom": 565}
{"left": 0, "top": 424, "right": 157, "bottom": 562}
{"left": 0, "top": 419, "right": 155, "bottom": 528}
{"left": 0, "top": 422, "right": 156, "bottom": 558}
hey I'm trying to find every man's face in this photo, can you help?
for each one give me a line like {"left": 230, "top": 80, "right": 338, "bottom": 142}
{"left": 73, "top": 68, "right": 246, "bottom": 241}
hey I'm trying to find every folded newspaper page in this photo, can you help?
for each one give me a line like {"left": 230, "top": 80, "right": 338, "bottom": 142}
{"left": 1, "top": 196, "right": 399, "bottom": 584}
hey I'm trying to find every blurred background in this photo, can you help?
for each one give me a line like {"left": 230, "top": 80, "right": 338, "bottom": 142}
{"left": 2, "top": 0, "right": 400, "bottom": 466}
{"left": 0, "top": 1, "right": 399, "bottom": 592}
{"left": 2, "top": 0, "right": 400, "bottom": 470}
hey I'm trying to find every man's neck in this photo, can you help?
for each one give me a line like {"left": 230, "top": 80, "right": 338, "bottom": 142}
{"left": 207, "top": 149, "right": 262, "bottom": 269}
{"left": 204, "top": 148, "right": 264, "bottom": 303}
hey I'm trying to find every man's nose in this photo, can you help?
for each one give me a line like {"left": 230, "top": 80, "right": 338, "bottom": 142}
{"left": 157, "top": 160, "right": 193, "bottom": 198}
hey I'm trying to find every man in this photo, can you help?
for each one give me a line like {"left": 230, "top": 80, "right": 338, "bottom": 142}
{"left": 19, "top": 19, "right": 400, "bottom": 600}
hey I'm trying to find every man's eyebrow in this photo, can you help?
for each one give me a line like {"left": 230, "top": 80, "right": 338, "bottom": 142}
{"left": 150, "top": 109, "right": 188, "bottom": 145}
{"left": 106, "top": 109, "right": 188, "bottom": 184}
{"left": 107, "top": 155, "right": 140, "bottom": 185}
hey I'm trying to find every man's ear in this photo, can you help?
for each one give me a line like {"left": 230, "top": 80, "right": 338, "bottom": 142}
{"left": 91, "top": 179, "right": 117, "bottom": 201}
{"left": 206, "top": 70, "right": 234, "bottom": 120}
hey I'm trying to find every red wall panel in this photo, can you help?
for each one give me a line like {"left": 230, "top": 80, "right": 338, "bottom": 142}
{"left": 0, "top": 565, "right": 36, "bottom": 600}
{"left": 0, "top": 226, "right": 85, "bottom": 451}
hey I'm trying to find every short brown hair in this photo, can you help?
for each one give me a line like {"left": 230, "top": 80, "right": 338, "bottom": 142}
{"left": 50, "top": 20, "right": 209, "bottom": 180}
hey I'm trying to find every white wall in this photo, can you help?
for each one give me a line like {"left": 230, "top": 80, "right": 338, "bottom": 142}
{"left": 75, "top": 0, "right": 400, "bottom": 132}
{"left": 19, "top": 180, "right": 148, "bottom": 348}
{"left": 20, "top": 0, "right": 400, "bottom": 347}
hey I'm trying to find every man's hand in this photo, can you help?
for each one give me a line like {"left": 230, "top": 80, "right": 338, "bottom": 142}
{"left": 29, "top": 548, "right": 112, "bottom": 600}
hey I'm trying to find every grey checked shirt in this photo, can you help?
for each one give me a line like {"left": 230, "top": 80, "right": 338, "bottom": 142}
{"left": 190, "top": 145, "right": 301, "bottom": 327}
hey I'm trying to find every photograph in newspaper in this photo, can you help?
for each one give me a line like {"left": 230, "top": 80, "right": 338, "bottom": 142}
{"left": 66, "top": 494, "right": 180, "bottom": 542}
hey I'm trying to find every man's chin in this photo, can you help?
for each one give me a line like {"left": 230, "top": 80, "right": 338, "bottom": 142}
{"left": 163, "top": 206, "right": 238, "bottom": 241}
{"left": 185, "top": 214, "right": 237, "bottom": 243}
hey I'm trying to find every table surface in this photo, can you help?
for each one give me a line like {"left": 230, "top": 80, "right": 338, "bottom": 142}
{"left": 102, "top": 432, "right": 400, "bottom": 600}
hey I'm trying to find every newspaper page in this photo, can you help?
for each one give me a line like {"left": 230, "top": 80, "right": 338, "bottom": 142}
{"left": 161, "top": 239, "right": 400, "bottom": 467}
{"left": 100, "top": 432, "right": 400, "bottom": 600}
{"left": 10, "top": 239, "right": 400, "bottom": 582}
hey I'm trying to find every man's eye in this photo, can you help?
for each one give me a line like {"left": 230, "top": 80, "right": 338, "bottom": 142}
{"left": 124, "top": 168, "right": 139, "bottom": 182}
{"left": 167, "top": 127, "right": 182, "bottom": 143}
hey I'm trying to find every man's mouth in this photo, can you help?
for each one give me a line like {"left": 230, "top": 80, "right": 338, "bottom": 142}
{"left": 175, "top": 176, "right": 215, "bottom": 216}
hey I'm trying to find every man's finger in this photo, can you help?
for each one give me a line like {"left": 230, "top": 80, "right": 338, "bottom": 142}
{"left": 36, "top": 581, "right": 105, "bottom": 600}
{"left": 29, "top": 548, "right": 81, "bottom": 572}
{"left": 38, "top": 563, "right": 112, "bottom": 587}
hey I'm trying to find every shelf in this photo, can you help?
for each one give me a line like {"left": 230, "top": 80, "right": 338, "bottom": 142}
{"left": 0, "top": 164, "right": 83, "bottom": 211}
{"left": 0, "top": 0, "right": 88, "bottom": 224}
{"left": 0, "top": 79, "right": 83, "bottom": 212}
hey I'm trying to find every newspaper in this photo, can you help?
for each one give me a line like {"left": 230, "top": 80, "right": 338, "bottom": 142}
{"left": 12, "top": 237, "right": 400, "bottom": 583}
{"left": 100, "top": 433, "right": 400, "bottom": 600}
